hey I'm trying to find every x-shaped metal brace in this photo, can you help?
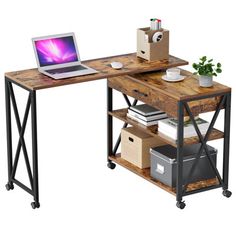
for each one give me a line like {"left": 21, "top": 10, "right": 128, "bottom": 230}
{"left": 5, "top": 78, "right": 40, "bottom": 208}
{"left": 182, "top": 95, "right": 227, "bottom": 193}
{"left": 8, "top": 83, "right": 34, "bottom": 189}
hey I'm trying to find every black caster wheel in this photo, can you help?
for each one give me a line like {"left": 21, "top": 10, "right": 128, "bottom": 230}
{"left": 5, "top": 183, "right": 14, "bottom": 191}
{"left": 176, "top": 201, "right": 186, "bottom": 209}
{"left": 31, "top": 202, "right": 40, "bottom": 209}
{"left": 107, "top": 162, "right": 116, "bottom": 170}
{"left": 222, "top": 190, "right": 232, "bottom": 198}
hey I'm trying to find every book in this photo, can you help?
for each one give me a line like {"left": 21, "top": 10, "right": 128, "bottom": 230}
{"left": 128, "top": 108, "right": 166, "bottom": 122}
{"left": 129, "top": 104, "right": 163, "bottom": 116}
{"left": 127, "top": 113, "right": 167, "bottom": 126}
{"left": 158, "top": 117, "right": 209, "bottom": 139}
{"left": 158, "top": 127, "right": 207, "bottom": 140}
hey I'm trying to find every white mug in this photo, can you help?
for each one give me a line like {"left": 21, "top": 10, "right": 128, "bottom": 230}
{"left": 166, "top": 68, "right": 180, "bottom": 80}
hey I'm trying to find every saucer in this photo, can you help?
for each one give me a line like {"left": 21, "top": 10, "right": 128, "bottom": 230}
{"left": 162, "top": 75, "right": 185, "bottom": 82}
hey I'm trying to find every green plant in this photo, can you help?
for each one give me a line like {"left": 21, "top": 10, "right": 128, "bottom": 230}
{"left": 192, "top": 56, "right": 222, "bottom": 77}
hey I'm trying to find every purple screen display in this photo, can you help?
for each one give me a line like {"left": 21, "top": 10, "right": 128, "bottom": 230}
{"left": 35, "top": 36, "right": 78, "bottom": 66}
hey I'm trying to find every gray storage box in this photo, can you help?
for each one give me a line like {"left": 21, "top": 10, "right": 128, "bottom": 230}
{"left": 150, "top": 144, "right": 217, "bottom": 187}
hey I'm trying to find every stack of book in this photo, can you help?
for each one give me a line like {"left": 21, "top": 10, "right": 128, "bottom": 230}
{"left": 158, "top": 117, "right": 210, "bottom": 140}
{"left": 127, "top": 104, "right": 168, "bottom": 126}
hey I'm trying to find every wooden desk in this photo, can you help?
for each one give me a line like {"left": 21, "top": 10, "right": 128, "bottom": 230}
{"left": 4, "top": 53, "right": 187, "bottom": 209}
{"left": 4, "top": 53, "right": 232, "bottom": 209}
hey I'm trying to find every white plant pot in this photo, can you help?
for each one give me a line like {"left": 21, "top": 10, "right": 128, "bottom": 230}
{"left": 199, "top": 75, "right": 213, "bottom": 87}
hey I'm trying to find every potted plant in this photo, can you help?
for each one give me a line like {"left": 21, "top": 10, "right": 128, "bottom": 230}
{"left": 192, "top": 56, "right": 222, "bottom": 87}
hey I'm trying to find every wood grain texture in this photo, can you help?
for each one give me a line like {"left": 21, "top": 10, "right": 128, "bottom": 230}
{"left": 108, "top": 108, "right": 224, "bottom": 147}
{"left": 128, "top": 69, "right": 231, "bottom": 101}
{"left": 5, "top": 53, "right": 188, "bottom": 90}
{"left": 108, "top": 75, "right": 178, "bottom": 117}
{"left": 109, "top": 155, "right": 219, "bottom": 195}
{"left": 108, "top": 69, "right": 231, "bottom": 117}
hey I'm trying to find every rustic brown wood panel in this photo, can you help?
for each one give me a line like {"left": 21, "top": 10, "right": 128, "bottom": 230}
{"left": 108, "top": 76, "right": 178, "bottom": 117}
{"left": 109, "top": 155, "right": 219, "bottom": 195}
{"left": 108, "top": 69, "right": 231, "bottom": 117}
{"left": 129, "top": 69, "right": 231, "bottom": 101}
{"left": 5, "top": 53, "right": 188, "bottom": 90}
{"left": 109, "top": 108, "right": 224, "bottom": 147}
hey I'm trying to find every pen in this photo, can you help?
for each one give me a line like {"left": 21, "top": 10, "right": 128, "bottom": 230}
{"left": 150, "top": 18, "right": 158, "bottom": 30}
{"left": 157, "top": 19, "right": 162, "bottom": 30}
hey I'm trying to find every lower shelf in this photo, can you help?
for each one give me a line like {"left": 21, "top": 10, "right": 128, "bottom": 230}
{"left": 109, "top": 154, "right": 219, "bottom": 196}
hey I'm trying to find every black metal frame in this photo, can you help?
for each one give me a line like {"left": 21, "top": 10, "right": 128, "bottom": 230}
{"left": 174, "top": 93, "right": 231, "bottom": 205}
{"left": 4, "top": 77, "right": 231, "bottom": 209}
{"left": 5, "top": 77, "right": 40, "bottom": 209}
{"left": 179, "top": 93, "right": 231, "bottom": 199}
{"left": 107, "top": 83, "right": 231, "bottom": 208}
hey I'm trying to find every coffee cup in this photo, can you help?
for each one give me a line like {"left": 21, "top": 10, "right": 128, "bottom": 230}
{"left": 166, "top": 68, "right": 180, "bottom": 80}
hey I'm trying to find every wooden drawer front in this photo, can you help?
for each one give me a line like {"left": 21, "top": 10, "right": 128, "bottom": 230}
{"left": 188, "top": 96, "right": 223, "bottom": 116}
{"left": 108, "top": 76, "right": 178, "bottom": 117}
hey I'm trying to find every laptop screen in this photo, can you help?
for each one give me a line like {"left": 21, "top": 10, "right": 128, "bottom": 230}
{"left": 34, "top": 36, "right": 78, "bottom": 67}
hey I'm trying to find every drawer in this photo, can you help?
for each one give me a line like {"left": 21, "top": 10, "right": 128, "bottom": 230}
{"left": 108, "top": 75, "right": 178, "bottom": 117}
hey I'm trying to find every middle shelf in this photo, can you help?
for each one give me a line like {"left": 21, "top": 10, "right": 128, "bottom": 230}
{"left": 108, "top": 108, "right": 224, "bottom": 147}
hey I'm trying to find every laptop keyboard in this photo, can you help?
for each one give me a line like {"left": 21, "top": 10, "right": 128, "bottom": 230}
{"left": 46, "top": 65, "right": 87, "bottom": 74}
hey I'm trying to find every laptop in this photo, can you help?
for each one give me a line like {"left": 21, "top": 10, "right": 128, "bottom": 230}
{"left": 32, "top": 32, "right": 98, "bottom": 79}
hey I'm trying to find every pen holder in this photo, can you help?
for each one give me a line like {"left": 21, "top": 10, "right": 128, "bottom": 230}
{"left": 137, "top": 27, "right": 169, "bottom": 61}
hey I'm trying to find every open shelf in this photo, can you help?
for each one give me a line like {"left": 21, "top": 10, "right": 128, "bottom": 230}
{"left": 109, "top": 154, "right": 219, "bottom": 195}
{"left": 108, "top": 108, "right": 224, "bottom": 147}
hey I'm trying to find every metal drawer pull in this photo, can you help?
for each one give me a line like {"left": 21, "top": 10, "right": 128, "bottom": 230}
{"left": 133, "top": 89, "right": 148, "bottom": 97}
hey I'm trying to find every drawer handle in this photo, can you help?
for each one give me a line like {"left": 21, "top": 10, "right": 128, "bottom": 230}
{"left": 133, "top": 89, "right": 148, "bottom": 97}
{"left": 141, "top": 50, "right": 145, "bottom": 54}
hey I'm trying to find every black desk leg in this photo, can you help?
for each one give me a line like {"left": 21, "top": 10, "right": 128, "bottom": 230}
{"left": 107, "top": 84, "right": 116, "bottom": 169}
{"left": 222, "top": 92, "right": 232, "bottom": 198}
{"left": 5, "top": 79, "right": 13, "bottom": 190}
{"left": 31, "top": 91, "right": 40, "bottom": 209}
{"left": 176, "top": 101, "right": 185, "bottom": 209}
{"left": 5, "top": 78, "right": 40, "bottom": 209}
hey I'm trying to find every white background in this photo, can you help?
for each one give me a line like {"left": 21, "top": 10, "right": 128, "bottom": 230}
{"left": 0, "top": 0, "right": 236, "bottom": 235}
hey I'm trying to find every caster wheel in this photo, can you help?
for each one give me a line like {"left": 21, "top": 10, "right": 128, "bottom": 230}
{"left": 5, "top": 183, "right": 14, "bottom": 191}
{"left": 107, "top": 162, "right": 116, "bottom": 170}
{"left": 176, "top": 201, "right": 186, "bottom": 209}
{"left": 222, "top": 190, "right": 232, "bottom": 198}
{"left": 31, "top": 202, "right": 40, "bottom": 209}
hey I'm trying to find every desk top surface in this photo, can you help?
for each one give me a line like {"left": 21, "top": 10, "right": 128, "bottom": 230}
{"left": 5, "top": 53, "right": 187, "bottom": 90}
{"left": 127, "top": 69, "right": 231, "bottom": 101}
